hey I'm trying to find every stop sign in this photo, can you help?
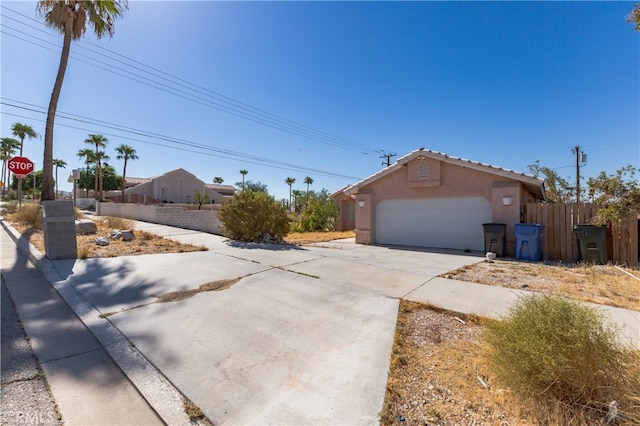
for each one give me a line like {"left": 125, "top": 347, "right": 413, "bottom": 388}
{"left": 8, "top": 156, "right": 34, "bottom": 178}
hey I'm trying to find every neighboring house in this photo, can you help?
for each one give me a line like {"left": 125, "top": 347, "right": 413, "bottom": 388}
{"left": 333, "top": 148, "right": 546, "bottom": 254}
{"left": 105, "top": 168, "right": 236, "bottom": 204}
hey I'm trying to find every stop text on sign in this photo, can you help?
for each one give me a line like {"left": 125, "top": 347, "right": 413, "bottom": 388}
{"left": 8, "top": 156, "right": 34, "bottom": 177}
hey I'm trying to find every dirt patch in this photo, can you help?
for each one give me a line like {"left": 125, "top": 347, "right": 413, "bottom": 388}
{"left": 381, "top": 301, "right": 625, "bottom": 425}
{"left": 4, "top": 216, "right": 207, "bottom": 258}
{"left": 445, "top": 259, "right": 640, "bottom": 311}
{"left": 284, "top": 230, "right": 354, "bottom": 245}
{"left": 156, "top": 278, "right": 240, "bottom": 303}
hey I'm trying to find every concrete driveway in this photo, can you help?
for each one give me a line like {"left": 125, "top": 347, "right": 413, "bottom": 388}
{"left": 53, "top": 225, "right": 484, "bottom": 425}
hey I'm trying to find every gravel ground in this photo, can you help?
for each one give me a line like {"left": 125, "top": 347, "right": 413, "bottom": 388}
{"left": 1, "top": 281, "right": 61, "bottom": 426}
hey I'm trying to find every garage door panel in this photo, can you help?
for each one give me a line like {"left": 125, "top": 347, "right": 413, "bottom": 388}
{"left": 376, "top": 197, "right": 491, "bottom": 250}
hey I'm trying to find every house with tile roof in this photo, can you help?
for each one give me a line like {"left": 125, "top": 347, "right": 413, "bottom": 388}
{"left": 333, "top": 148, "right": 546, "bottom": 255}
{"left": 105, "top": 168, "right": 236, "bottom": 204}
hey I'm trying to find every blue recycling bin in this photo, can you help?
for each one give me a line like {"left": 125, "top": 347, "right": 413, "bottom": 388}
{"left": 515, "top": 224, "right": 544, "bottom": 261}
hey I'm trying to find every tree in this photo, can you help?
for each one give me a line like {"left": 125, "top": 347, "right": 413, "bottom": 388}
{"left": 77, "top": 148, "right": 95, "bottom": 170}
{"left": 303, "top": 176, "right": 313, "bottom": 204}
{"left": 213, "top": 176, "right": 224, "bottom": 184}
{"left": 115, "top": 144, "right": 138, "bottom": 201}
{"left": 528, "top": 161, "right": 573, "bottom": 203}
{"left": 627, "top": 3, "right": 640, "bottom": 30}
{"left": 587, "top": 165, "right": 640, "bottom": 224}
{"left": 37, "top": 0, "right": 128, "bottom": 201}
{"left": 1, "top": 137, "right": 20, "bottom": 193}
{"left": 11, "top": 170, "right": 43, "bottom": 198}
{"left": 84, "top": 134, "right": 108, "bottom": 200}
{"left": 78, "top": 163, "right": 121, "bottom": 193}
{"left": 294, "top": 189, "right": 339, "bottom": 232}
{"left": 11, "top": 123, "right": 37, "bottom": 157}
{"left": 239, "top": 169, "right": 248, "bottom": 189}
{"left": 94, "top": 151, "right": 110, "bottom": 200}
{"left": 11, "top": 123, "right": 37, "bottom": 202}
{"left": 52, "top": 158, "right": 67, "bottom": 199}
{"left": 285, "top": 177, "right": 295, "bottom": 211}
{"left": 242, "top": 180, "right": 268, "bottom": 193}
{"left": 192, "top": 190, "right": 210, "bottom": 210}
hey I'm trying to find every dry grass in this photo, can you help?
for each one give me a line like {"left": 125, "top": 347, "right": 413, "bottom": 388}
{"left": 446, "top": 259, "right": 640, "bottom": 311}
{"left": 383, "top": 301, "right": 640, "bottom": 425}
{"left": 284, "top": 230, "right": 354, "bottom": 244}
{"left": 3, "top": 214, "right": 207, "bottom": 258}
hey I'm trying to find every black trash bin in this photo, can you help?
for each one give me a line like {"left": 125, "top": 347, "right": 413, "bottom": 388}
{"left": 574, "top": 225, "right": 607, "bottom": 264}
{"left": 515, "top": 224, "right": 544, "bottom": 261}
{"left": 482, "top": 223, "right": 506, "bottom": 257}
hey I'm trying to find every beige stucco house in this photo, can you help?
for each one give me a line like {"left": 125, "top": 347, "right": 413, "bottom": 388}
{"left": 333, "top": 148, "right": 546, "bottom": 255}
{"left": 105, "top": 168, "right": 235, "bottom": 204}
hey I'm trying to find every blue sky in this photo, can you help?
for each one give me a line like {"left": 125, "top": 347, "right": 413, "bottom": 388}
{"left": 1, "top": 1, "right": 638, "bottom": 200}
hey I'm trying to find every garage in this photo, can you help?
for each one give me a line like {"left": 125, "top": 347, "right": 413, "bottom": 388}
{"left": 375, "top": 196, "right": 492, "bottom": 251}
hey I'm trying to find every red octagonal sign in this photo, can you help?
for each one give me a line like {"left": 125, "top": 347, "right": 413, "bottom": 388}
{"left": 8, "top": 156, "right": 34, "bottom": 178}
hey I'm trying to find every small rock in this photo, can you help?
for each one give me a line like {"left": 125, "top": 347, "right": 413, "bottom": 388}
{"left": 96, "top": 237, "right": 110, "bottom": 246}
{"left": 110, "top": 230, "right": 122, "bottom": 239}
{"left": 120, "top": 230, "right": 135, "bottom": 241}
{"left": 521, "top": 284, "right": 529, "bottom": 289}
{"left": 397, "top": 415, "right": 405, "bottom": 422}
{"left": 75, "top": 219, "right": 97, "bottom": 235}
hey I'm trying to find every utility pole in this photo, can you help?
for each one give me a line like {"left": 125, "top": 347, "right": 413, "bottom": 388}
{"left": 572, "top": 145, "right": 587, "bottom": 203}
{"left": 380, "top": 153, "right": 396, "bottom": 167}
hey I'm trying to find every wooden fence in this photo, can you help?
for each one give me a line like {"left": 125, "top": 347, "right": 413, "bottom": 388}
{"left": 524, "top": 203, "right": 638, "bottom": 265}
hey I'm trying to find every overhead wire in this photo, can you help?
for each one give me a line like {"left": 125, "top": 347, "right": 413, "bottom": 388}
{"left": 1, "top": 5, "right": 383, "bottom": 155}
{"left": 1, "top": 100, "right": 363, "bottom": 180}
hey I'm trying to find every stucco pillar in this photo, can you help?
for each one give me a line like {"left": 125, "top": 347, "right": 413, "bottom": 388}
{"left": 354, "top": 192, "right": 373, "bottom": 244}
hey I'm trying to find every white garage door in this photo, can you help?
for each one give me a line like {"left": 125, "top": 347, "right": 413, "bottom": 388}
{"left": 376, "top": 197, "right": 492, "bottom": 251}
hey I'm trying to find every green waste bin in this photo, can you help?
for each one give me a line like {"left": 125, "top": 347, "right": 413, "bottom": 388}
{"left": 482, "top": 223, "right": 506, "bottom": 257}
{"left": 574, "top": 225, "right": 607, "bottom": 264}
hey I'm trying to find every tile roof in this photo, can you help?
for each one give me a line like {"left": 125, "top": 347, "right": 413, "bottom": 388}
{"left": 341, "top": 148, "right": 546, "bottom": 200}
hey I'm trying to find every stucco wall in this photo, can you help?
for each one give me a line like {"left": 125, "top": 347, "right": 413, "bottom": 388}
{"left": 351, "top": 158, "right": 540, "bottom": 248}
{"left": 97, "top": 202, "right": 222, "bottom": 235}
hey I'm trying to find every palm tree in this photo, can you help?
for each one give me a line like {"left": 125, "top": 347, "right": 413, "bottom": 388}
{"left": 115, "top": 144, "right": 138, "bottom": 201}
{"left": 93, "top": 151, "right": 110, "bottom": 201}
{"left": 11, "top": 123, "right": 37, "bottom": 157}
{"left": 304, "top": 176, "right": 314, "bottom": 204}
{"left": 37, "top": 0, "right": 128, "bottom": 201}
{"left": 213, "top": 176, "right": 224, "bottom": 184}
{"left": 77, "top": 148, "right": 95, "bottom": 171}
{"left": 239, "top": 169, "right": 248, "bottom": 189}
{"left": 84, "top": 134, "right": 108, "bottom": 200}
{"left": 52, "top": 158, "right": 67, "bottom": 199}
{"left": 1, "top": 137, "right": 19, "bottom": 193}
{"left": 11, "top": 123, "right": 37, "bottom": 202}
{"left": 285, "top": 177, "right": 296, "bottom": 211}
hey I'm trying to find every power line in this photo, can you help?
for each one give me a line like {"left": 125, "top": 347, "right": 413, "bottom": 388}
{"left": 1, "top": 99, "right": 363, "bottom": 181}
{"left": 1, "top": 5, "right": 384, "bottom": 155}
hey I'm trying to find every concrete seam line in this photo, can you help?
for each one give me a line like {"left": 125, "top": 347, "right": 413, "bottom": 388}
{"left": 2, "top": 220, "right": 193, "bottom": 426}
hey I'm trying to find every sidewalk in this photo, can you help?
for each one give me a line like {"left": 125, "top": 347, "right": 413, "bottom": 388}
{"left": 0, "top": 226, "right": 193, "bottom": 426}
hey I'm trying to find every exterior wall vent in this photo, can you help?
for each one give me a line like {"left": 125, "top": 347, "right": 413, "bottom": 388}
{"left": 419, "top": 163, "right": 429, "bottom": 179}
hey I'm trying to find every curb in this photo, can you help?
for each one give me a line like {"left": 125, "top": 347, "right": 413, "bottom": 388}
{"left": 1, "top": 220, "right": 195, "bottom": 426}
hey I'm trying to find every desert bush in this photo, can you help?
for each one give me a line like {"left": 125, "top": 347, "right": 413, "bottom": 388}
{"left": 218, "top": 190, "right": 289, "bottom": 242}
{"left": 482, "top": 294, "right": 639, "bottom": 421}
{"left": 101, "top": 216, "right": 133, "bottom": 230}
{"left": 11, "top": 203, "right": 42, "bottom": 230}
{"left": 293, "top": 189, "right": 338, "bottom": 232}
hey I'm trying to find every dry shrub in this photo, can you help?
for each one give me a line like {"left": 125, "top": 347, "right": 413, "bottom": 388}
{"left": 218, "top": 190, "right": 289, "bottom": 242}
{"left": 11, "top": 203, "right": 42, "bottom": 230}
{"left": 1, "top": 201, "right": 19, "bottom": 215}
{"left": 482, "top": 294, "right": 640, "bottom": 423}
{"left": 101, "top": 216, "right": 133, "bottom": 230}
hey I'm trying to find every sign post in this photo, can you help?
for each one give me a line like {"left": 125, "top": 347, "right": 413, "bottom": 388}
{"left": 8, "top": 156, "right": 34, "bottom": 208}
